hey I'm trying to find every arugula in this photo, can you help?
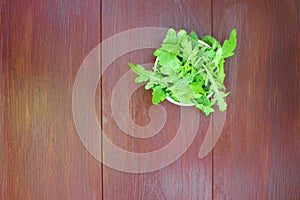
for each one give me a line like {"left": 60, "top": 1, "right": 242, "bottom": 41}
{"left": 128, "top": 28, "right": 237, "bottom": 115}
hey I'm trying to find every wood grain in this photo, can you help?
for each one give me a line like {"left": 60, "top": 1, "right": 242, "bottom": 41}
{"left": 212, "top": 0, "right": 300, "bottom": 199}
{"left": 101, "top": 0, "right": 213, "bottom": 199}
{"left": 2, "top": 1, "right": 102, "bottom": 199}
{"left": 0, "top": 1, "right": 9, "bottom": 199}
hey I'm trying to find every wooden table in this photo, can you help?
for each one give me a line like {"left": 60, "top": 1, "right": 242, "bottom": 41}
{"left": 1, "top": 0, "right": 299, "bottom": 199}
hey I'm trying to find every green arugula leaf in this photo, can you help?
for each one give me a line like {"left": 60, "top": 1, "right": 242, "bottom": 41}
{"left": 190, "top": 82, "right": 206, "bottom": 95}
{"left": 128, "top": 63, "right": 168, "bottom": 88}
{"left": 189, "top": 31, "right": 199, "bottom": 42}
{"left": 153, "top": 49, "right": 180, "bottom": 72}
{"left": 160, "top": 43, "right": 181, "bottom": 54}
{"left": 177, "top": 29, "right": 188, "bottom": 41}
{"left": 198, "top": 60, "right": 228, "bottom": 112}
{"left": 152, "top": 86, "right": 166, "bottom": 104}
{"left": 163, "top": 28, "right": 178, "bottom": 44}
{"left": 201, "top": 35, "right": 221, "bottom": 50}
{"left": 195, "top": 103, "right": 215, "bottom": 116}
{"left": 167, "top": 75, "right": 196, "bottom": 104}
{"left": 181, "top": 38, "right": 193, "bottom": 61}
{"left": 128, "top": 63, "right": 150, "bottom": 83}
{"left": 214, "top": 47, "right": 223, "bottom": 66}
{"left": 222, "top": 29, "right": 237, "bottom": 58}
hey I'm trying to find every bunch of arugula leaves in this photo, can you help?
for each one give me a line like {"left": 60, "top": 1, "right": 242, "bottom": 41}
{"left": 128, "top": 28, "right": 237, "bottom": 115}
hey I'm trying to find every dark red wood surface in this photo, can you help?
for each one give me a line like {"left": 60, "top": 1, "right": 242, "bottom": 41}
{"left": 1, "top": 1, "right": 102, "bottom": 199}
{"left": 1, "top": 0, "right": 299, "bottom": 199}
{"left": 1, "top": 1, "right": 9, "bottom": 199}
{"left": 101, "top": 1, "right": 212, "bottom": 199}
{"left": 212, "top": 0, "right": 300, "bottom": 199}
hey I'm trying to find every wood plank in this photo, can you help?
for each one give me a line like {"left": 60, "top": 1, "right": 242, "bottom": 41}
{"left": 0, "top": 1, "right": 9, "bottom": 199}
{"left": 212, "top": 0, "right": 300, "bottom": 199}
{"left": 3, "top": 1, "right": 102, "bottom": 199}
{"left": 101, "top": 0, "right": 212, "bottom": 199}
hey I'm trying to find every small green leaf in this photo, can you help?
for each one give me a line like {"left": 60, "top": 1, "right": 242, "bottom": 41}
{"left": 145, "top": 82, "right": 155, "bottom": 90}
{"left": 128, "top": 63, "right": 147, "bottom": 76}
{"left": 152, "top": 86, "right": 166, "bottom": 104}
{"left": 195, "top": 103, "right": 215, "bottom": 116}
{"left": 222, "top": 29, "right": 237, "bottom": 58}
{"left": 189, "top": 31, "right": 199, "bottom": 42}
{"left": 160, "top": 44, "right": 181, "bottom": 54}
{"left": 135, "top": 76, "right": 148, "bottom": 83}
{"left": 154, "top": 49, "right": 180, "bottom": 71}
{"left": 181, "top": 39, "right": 193, "bottom": 60}
{"left": 201, "top": 35, "right": 221, "bottom": 50}
{"left": 177, "top": 29, "right": 188, "bottom": 41}
{"left": 214, "top": 47, "right": 223, "bottom": 66}
{"left": 190, "top": 82, "right": 206, "bottom": 94}
{"left": 163, "top": 28, "right": 178, "bottom": 44}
